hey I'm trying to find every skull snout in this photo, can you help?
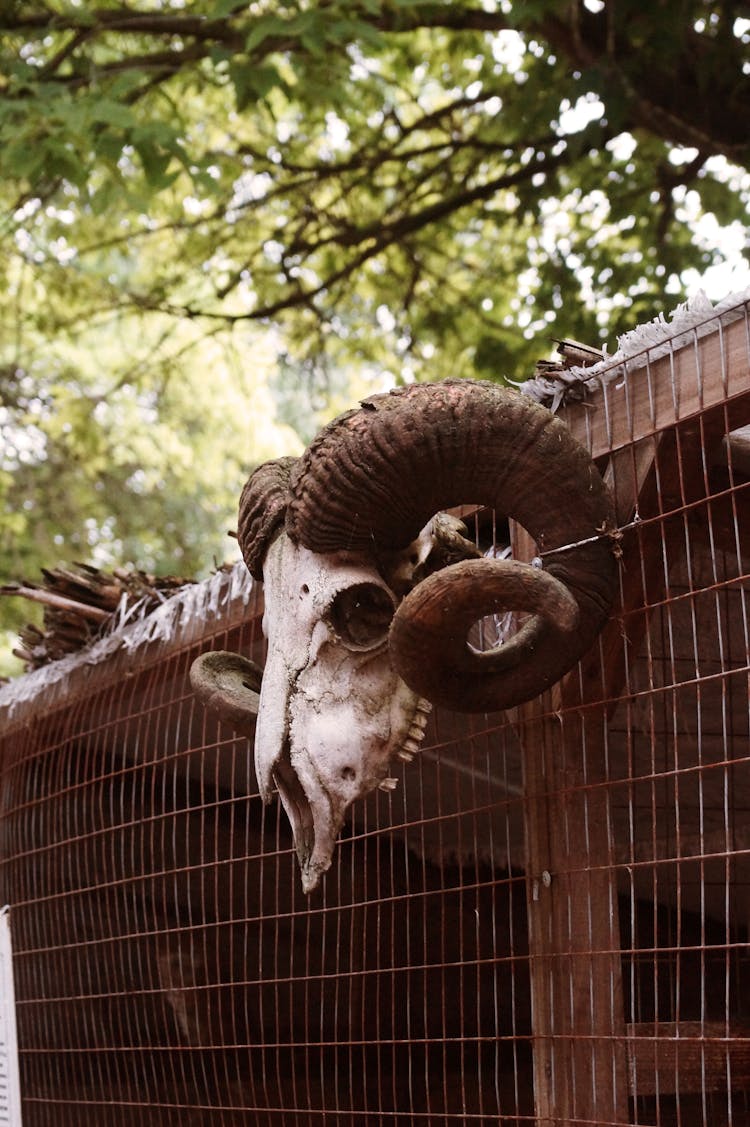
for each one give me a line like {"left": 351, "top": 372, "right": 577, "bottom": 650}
{"left": 254, "top": 537, "right": 415, "bottom": 891}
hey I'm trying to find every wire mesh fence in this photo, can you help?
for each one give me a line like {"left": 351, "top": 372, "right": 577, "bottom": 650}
{"left": 1, "top": 298, "right": 749, "bottom": 1125}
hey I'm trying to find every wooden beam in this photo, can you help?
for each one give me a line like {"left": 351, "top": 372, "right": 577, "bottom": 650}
{"left": 603, "top": 436, "right": 661, "bottom": 526}
{"left": 559, "top": 313, "right": 750, "bottom": 458}
{"left": 520, "top": 694, "right": 630, "bottom": 1125}
{"left": 512, "top": 511, "right": 630, "bottom": 1121}
{"left": 513, "top": 349, "right": 750, "bottom": 1122}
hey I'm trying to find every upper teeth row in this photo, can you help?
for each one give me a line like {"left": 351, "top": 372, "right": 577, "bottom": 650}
{"left": 415, "top": 698, "right": 432, "bottom": 719}
{"left": 394, "top": 698, "right": 432, "bottom": 764}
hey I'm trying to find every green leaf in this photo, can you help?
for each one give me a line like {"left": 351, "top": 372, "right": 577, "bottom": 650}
{"left": 2, "top": 137, "right": 48, "bottom": 179}
{"left": 132, "top": 140, "right": 171, "bottom": 185}
{"left": 244, "top": 15, "right": 289, "bottom": 53}
{"left": 229, "top": 60, "right": 285, "bottom": 109}
{"left": 89, "top": 181, "right": 120, "bottom": 215}
{"left": 210, "top": 0, "right": 249, "bottom": 14}
{"left": 89, "top": 100, "right": 136, "bottom": 129}
{"left": 94, "top": 130, "right": 126, "bottom": 163}
{"left": 46, "top": 143, "right": 86, "bottom": 185}
{"left": 131, "top": 121, "right": 181, "bottom": 148}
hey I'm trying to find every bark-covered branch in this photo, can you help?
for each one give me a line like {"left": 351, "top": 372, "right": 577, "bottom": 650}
{"left": 3, "top": 2, "right": 748, "bottom": 162}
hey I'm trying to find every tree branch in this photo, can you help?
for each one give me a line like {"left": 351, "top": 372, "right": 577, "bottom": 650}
{"left": 117, "top": 141, "right": 570, "bottom": 327}
{"left": 6, "top": 4, "right": 748, "bottom": 161}
{"left": 0, "top": 584, "right": 110, "bottom": 623}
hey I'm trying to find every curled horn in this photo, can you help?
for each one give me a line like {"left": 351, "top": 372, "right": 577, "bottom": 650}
{"left": 279, "top": 380, "right": 617, "bottom": 713}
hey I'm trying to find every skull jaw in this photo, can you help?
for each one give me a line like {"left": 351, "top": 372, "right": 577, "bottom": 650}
{"left": 270, "top": 749, "right": 337, "bottom": 895}
{"left": 285, "top": 692, "right": 400, "bottom": 893}
{"left": 260, "top": 677, "right": 428, "bottom": 893}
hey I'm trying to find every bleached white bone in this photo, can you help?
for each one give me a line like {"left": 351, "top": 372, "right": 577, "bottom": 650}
{"left": 255, "top": 534, "right": 427, "bottom": 893}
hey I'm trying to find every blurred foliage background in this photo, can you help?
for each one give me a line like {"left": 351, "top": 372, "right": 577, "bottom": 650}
{"left": 1, "top": 0, "right": 749, "bottom": 675}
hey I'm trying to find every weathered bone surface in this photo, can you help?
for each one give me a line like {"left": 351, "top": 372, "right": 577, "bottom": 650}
{"left": 253, "top": 535, "right": 432, "bottom": 892}
{"left": 191, "top": 380, "right": 618, "bottom": 891}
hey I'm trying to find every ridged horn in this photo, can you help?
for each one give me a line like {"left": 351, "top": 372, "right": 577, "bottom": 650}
{"left": 284, "top": 380, "right": 617, "bottom": 713}
{"left": 390, "top": 558, "right": 581, "bottom": 712}
{"left": 237, "top": 455, "right": 296, "bottom": 580}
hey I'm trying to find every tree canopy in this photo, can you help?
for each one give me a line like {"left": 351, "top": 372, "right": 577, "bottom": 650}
{"left": 1, "top": 0, "right": 749, "bottom": 673}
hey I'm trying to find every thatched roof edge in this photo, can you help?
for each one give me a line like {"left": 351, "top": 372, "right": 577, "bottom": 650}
{"left": 0, "top": 561, "right": 255, "bottom": 725}
{"left": 518, "top": 286, "right": 750, "bottom": 411}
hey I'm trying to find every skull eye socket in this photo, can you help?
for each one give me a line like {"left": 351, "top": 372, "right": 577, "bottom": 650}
{"left": 327, "top": 582, "right": 396, "bottom": 651}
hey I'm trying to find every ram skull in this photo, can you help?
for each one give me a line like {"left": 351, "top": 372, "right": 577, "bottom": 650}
{"left": 191, "top": 380, "right": 617, "bottom": 891}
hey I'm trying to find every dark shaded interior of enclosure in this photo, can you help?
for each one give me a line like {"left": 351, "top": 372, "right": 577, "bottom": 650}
{"left": 2, "top": 625, "right": 536, "bottom": 1125}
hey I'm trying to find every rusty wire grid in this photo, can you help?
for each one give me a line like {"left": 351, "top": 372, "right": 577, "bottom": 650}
{"left": 1, "top": 298, "right": 749, "bottom": 1126}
